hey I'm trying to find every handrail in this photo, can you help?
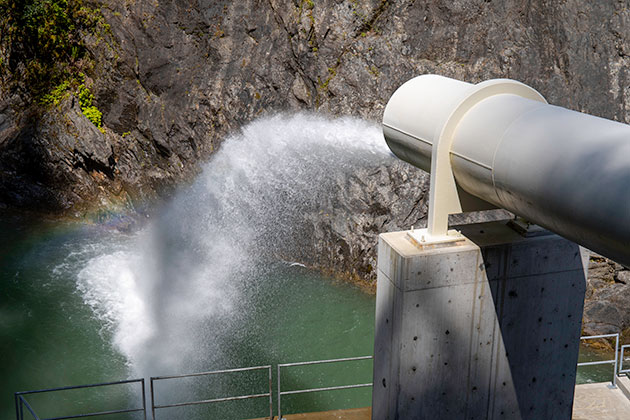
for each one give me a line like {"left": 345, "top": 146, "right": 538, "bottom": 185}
{"left": 14, "top": 378, "right": 146, "bottom": 420}
{"left": 32, "top": 407, "right": 146, "bottom": 420}
{"left": 277, "top": 356, "right": 373, "bottom": 420}
{"left": 14, "top": 379, "right": 144, "bottom": 396}
{"left": 150, "top": 365, "right": 272, "bottom": 420}
{"left": 17, "top": 396, "right": 40, "bottom": 420}
{"left": 620, "top": 345, "right": 630, "bottom": 375}
{"left": 14, "top": 357, "right": 375, "bottom": 420}
{"left": 577, "top": 333, "right": 620, "bottom": 387}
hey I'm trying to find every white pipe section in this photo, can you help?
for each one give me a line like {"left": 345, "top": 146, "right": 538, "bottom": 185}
{"left": 383, "top": 75, "right": 630, "bottom": 266}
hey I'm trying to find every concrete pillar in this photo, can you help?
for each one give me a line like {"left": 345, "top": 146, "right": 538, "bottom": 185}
{"left": 372, "top": 221, "right": 587, "bottom": 420}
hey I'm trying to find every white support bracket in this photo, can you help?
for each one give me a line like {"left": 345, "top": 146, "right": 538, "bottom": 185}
{"left": 423, "top": 79, "right": 547, "bottom": 241}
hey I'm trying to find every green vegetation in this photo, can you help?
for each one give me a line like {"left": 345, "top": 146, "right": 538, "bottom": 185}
{"left": 39, "top": 73, "right": 104, "bottom": 131}
{"left": 40, "top": 79, "right": 72, "bottom": 106}
{"left": 317, "top": 63, "right": 339, "bottom": 94}
{"left": 78, "top": 79, "right": 102, "bottom": 130}
{"left": 0, "top": 0, "right": 107, "bottom": 100}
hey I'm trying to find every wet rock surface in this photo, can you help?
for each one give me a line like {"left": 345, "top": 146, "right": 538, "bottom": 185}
{"left": 299, "top": 160, "right": 429, "bottom": 285}
{"left": 583, "top": 254, "right": 630, "bottom": 342}
{"left": 1, "top": 1, "right": 630, "bottom": 330}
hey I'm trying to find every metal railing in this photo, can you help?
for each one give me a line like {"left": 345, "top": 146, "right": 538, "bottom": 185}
{"left": 620, "top": 344, "right": 630, "bottom": 375}
{"left": 150, "top": 365, "right": 272, "bottom": 420}
{"left": 14, "top": 379, "right": 146, "bottom": 420}
{"left": 276, "top": 356, "right": 372, "bottom": 420}
{"left": 577, "top": 333, "right": 620, "bottom": 387}
{"left": 14, "top": 356, "right": 374, "bottom": 420}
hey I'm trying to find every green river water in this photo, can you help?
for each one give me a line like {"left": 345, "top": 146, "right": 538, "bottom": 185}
{"left": 0, "top": 213, "right": 375, "bottom": 419}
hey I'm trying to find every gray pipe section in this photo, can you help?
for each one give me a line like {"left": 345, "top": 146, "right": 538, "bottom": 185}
{"left": 383, "top": 75, "right": 630, "bottom": 266}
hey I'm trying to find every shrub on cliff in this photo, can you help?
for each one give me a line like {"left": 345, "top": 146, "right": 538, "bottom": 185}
{"left": 0, "top": 0, "right": 106, "bottom": 99}
{"left": 78, "top": 79, "right": 102, "bottom": 129}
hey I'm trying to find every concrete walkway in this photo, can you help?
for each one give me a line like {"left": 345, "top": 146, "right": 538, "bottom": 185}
{"left": 249, "top": 407, "right": 371, "bottom": 420}
{"left": 252, "top": 379, "right": 630, "bottom": 419}
{"left": 572, "top": 377, "right": 630, "bottom": 420}
{"left": 279, "top": 407, "right": 371, "bottom": 419}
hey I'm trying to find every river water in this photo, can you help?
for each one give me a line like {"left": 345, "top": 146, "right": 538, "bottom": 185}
{"left": 0, "top": 213, "right": 375, "bottom": 419}
{"left": 0, "top": 114, "right": 613, "bottom": 420}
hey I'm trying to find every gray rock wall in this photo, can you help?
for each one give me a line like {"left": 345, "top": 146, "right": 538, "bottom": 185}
{"left": 3, "top": 0, "right": 630, "bottom": 212}
{"left": 583, "top": 255, "right": 630, "bottom": 339}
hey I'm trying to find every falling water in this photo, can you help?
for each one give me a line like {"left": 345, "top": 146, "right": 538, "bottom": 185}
{"left": 74, "top": 113, "right": 391, "bottom": 379}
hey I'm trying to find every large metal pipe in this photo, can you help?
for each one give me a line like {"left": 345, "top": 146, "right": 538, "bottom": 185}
{"left": 383, "top": 75, "right": 630, "bottom": 266}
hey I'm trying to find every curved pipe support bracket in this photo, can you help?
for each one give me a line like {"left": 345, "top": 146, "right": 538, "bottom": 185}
{"left": 425, "top": 79, "right": 547, "bottom": 240}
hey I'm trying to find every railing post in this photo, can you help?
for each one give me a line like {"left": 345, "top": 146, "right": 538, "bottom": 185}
{"left": 15, "top": 393, "right": 20, "bottom": 420}
{"left": 613, "top": 333, "right": 620, "bottom": 388}
{"left": 579, "top": 334, "right": 623, "bottom": 387}
{"left": 150, "top": 377, "right": 156, "bottom": 420}
{"left": 268, "top": 366, "right": 273, "bottom": 420}
{"left": 277, "top": 365, "right": 282, "bottom": 420}
{"left": 621, "top": 345, "right": 630, "bottom": 375}
{"left": 19, "top": 396, "right": 23, "bottom": 420}
{"left": 141, "top": 379, "right": 147, "bottom": 420}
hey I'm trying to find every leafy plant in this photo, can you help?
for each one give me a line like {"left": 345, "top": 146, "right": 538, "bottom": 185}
{"left": 82, "top": 105, "right": 102, "bottom": 129}
{"left": 0, "top": 0, "right": 107, "bottom": 99}
{"left": 40, "top": 79, "right": 72, "bottom": 106}
{"left": 78, "top": 80, "right": 102, "bottom": 130}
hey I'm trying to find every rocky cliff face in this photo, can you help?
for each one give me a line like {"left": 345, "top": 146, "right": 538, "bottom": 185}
{"left": 583, "top": 255, "right": 630, "bottom": 338}
{"left": 1, "top": 1, "right": 630, "bottom": 334}
{"left": 3, "top": 0, "right": 630, "bottom": 213}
